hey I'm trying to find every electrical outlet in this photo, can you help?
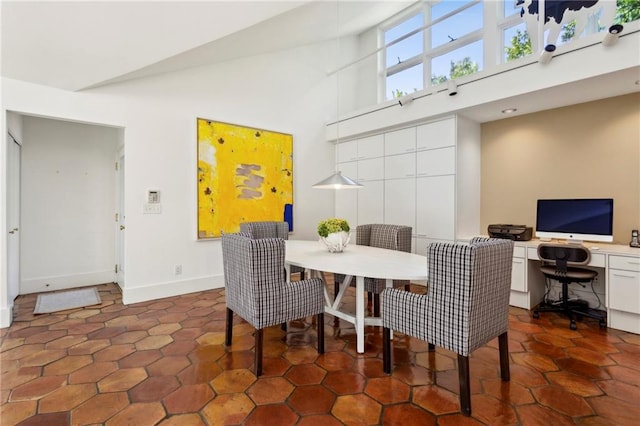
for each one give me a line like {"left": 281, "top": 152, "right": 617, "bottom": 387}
{"left": 174, "top": 265, "right": 182, "bottom": 275}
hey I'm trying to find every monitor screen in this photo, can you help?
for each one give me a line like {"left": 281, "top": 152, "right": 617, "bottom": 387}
{"left": 535, "top": 198, "right": 614, "bottom": 243}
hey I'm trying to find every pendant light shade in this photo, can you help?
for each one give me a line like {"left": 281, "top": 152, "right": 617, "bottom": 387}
{"left": 312, "top": 171, "right": 363, "bottom": 189}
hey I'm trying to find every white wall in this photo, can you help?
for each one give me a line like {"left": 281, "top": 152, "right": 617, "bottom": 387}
{"left": 1, "top": 40, "right": 338, "bottom": 324}
{"left": 20, "top": 117, "right": 118, "bottom": 293}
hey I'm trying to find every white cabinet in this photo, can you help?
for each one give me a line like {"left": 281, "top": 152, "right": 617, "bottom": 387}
{"left": 358, "top": 180, "right": 384, "bottom": 225}
{"left": 608, "top": 254, "right": 640, "bottom": 333}
{"left": 384, "top": 178, "right": 415, "bottom": 230}
{"left": 511, "top": 247, "right": 526, "bottom": 292}
{"left": 333, "top": 115, "right": 480, "bottom": 252}
{"left": 357, "top": 134, "right": 384, "bottom": 159}
{"left": 385, "top": 153, "right": 415, "bottom": 180}
{"left": 416, "top": 147, "right": 455, "bottom": 177}
{"left": 385, "top": 128, "right": 416, "bottom": 155}
{"left": 417, "top": 117, "right": 456, "bottom": 150}
{"left": 416, "top": 175, "right": 455, "bottom": 241}
{"left": 338, "top": 140, "right": 358, "bottom": 163}
{"left": 335, "top": 161, "right": 358, "bottom": 227}
{"left": 358, "top": 158, "right": 384, "bottom": 181}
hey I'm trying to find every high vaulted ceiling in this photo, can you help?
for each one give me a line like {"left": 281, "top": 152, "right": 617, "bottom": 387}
{"left": 1, "top": 0, "right": 413, "bottom": 91}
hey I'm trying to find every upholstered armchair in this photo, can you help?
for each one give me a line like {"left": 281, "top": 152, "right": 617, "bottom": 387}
{"left": 222, "top": 233, "right": 325, "bottom": 376}
{"left": 335, "top": 224, "right": 412, "bottom": 316}
{"left": 382, "top": 237, "right": 514, "bottom": 416}
{"left": 239, "top": 221, "right": 305, "bottom": 279}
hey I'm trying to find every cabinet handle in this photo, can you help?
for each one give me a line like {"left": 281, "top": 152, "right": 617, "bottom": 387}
{"left": 405, "top": 148, "right": 415, "bottom": 152}
{"left": 513, "top": 259, "right": 524, "bottom": 264}
{"left": 626, "top": 261, "right": 640, "bottom": 265}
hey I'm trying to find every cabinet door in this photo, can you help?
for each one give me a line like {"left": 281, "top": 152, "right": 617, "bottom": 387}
{"left": 357, "top": 134, "right": 384, "bottom": 159}
{"left": 417, "top": 117, "right": 455, "bottom": 151}
{"left": 511, "top": 257, "right": 526, "bottom": 291}
{"left": 384, "top": 178, "right": 415, "bottom": 230}
{"left": 608, "top": 269, "right": 640, "bottom": 314}
{"left": 358, "top": 157, "right": 384, "bottom": 181}
{"left": 335, "top": 162, "right": 358, "bottom": 226}
{"left": 416, "top": 146, "right": 455, "bottom": 176}
{"left": 338, "top": 140, "right": 358, "bottom": 163}
{"left": 385, "top": 153, "right": 415, "bottom": 180}
{"left": 358, "top": 180, "right": 384, "bottom": 225}
{"left": 416, "top": 175, "right": 455, "bottom": 240}
{"left": 385, "top": 127, "right": 416, "bottom": 156}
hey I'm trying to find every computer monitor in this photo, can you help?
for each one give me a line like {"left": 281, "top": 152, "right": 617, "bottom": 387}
{"left": 535, "top": 198, "right": 614, "bottom": 243}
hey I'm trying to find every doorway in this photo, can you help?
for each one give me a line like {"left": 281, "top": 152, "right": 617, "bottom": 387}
{"left": 7, "top": 133, "right": 21, "bottom": 303}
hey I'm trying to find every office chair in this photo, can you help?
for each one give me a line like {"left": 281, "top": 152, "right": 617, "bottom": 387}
{"left": 382, "top": 237, "right": 514, "bottom": 416}
{"left": 533, "top": 243, "right": 606, "bottom": 330}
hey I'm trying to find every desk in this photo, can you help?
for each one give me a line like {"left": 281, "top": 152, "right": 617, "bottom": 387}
{"left": 508, "top": 240, "right": 640, "bottom": 334}
{"left": 285, "top": 240, "right": 428, "bottom": 353}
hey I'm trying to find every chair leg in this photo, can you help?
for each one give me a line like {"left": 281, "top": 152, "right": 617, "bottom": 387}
{"left": 457, "top": 354, "right": 471, "bottom": 417}
{"left": 373, "top": 293, "right": 380, "bottom": 317}
{"left": 405, "top": 283, "right": 411, "bottom": 291}
{"left": 383, "top": 327, "right": 392, "bottom": 374}
{"left": 255, "top": 328, "right": 264, "bottom": 376}
{"left": 225, "top": 308, "right": 233, "bottom": 346}
{"left": 428, "top": 343, "right": 435, "bottom": 351}
{"left": 317, "top": 313, "right": 325, "bottom": 354}
{"left": 300, "top": 270, "right": 305, "bottom": 280}
{"left": 498, "top": 332, "right": 510, "bottom": 381}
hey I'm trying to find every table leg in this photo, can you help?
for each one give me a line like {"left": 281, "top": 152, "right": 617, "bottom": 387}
{"left": 356, "top": 275, "right": 365, "bottom": 353}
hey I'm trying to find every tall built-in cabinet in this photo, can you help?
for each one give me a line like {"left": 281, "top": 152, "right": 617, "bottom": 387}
{"left": 335, "top": 115, "right": 480, "bottom": 254}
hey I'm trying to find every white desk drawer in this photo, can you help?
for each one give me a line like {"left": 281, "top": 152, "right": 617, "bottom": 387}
{"left": 608, "top": 268, "right": 640, "bottom": 313}
{"left": 609, "top": 255, "right": 640, "bottom": 272}
{"left": 513, "top": 246, "right": 525, "bottom": 258}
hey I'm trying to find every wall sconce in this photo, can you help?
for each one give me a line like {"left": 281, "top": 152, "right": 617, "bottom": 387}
{"left": 539, "top": 44, "right": 556, "bottom": 65}
{"left": 602, "top": 24, "right": 624, "bottom": 47}
{"left": 447, "top": 80, "right": 458, "bottom": 96}
{"left": 398, "top": 93, "right": 414, "bottom": 106}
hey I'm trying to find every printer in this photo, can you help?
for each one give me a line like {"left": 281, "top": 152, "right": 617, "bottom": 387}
{"left": 488, "top": 224, "right": 533, "bottom": 241}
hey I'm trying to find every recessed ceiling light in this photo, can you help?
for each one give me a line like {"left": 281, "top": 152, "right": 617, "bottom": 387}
{"left": 501, "top": 108, "right": 517, "bottom": 114}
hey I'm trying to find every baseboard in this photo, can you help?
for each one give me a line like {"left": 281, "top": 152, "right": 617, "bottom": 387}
{"left": 122, "top": 274, "right": 225, "bottom": 305}
{"left": 0, "top": 304, "right": 13, "bottom": 328}
{"left": 21, "top": 270, "right": 114, "bottom": 294}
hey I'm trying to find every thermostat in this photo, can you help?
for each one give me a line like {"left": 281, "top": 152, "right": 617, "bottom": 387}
{"left": 147, "top": 190, "right": 161, "bottom": 204}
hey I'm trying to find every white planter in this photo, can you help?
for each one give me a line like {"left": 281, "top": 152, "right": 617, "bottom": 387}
{"left": 319, "top": 231, "right": 351, "bottom": 253}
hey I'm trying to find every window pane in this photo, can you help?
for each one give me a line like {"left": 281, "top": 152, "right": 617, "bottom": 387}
{"left": 431, "top": 1, "right": 483, "bottom": 48}
{"left": 385, "top": 13, "right": 423, "bottom": 68}
{"left": 430, "top": 40, "right": 483, "bottom": 84}
{"left": 504, "top": 23, "right": 531, "bottom": 62}
{"left": 504, "top": 0, "right": 521, "bottom": 17}
{"left": 386, "top": 63, "right": 423, "bottom": 100}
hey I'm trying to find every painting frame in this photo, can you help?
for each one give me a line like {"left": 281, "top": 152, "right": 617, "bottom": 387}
{"left": 197, "top": 118, "right": 294, "bottom": 239}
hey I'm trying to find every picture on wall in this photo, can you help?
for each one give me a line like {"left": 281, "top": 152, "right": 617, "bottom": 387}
{"left": 197, "top": 118, "right": 293, "bottom": 239}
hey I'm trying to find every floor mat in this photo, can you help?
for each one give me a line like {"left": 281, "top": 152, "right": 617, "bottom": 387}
{"left": 34, "top": 287, "right": 101, "bottom": 314}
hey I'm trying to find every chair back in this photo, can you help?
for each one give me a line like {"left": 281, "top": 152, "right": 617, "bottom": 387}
{"left": 356, "top": 224, "right": 412, "bottom": 253}
{"left": 538, "top": 243, "right": 590, "bottom": 273}
{"left": 221, "top": 233, "right": 286, "bottom": 329}
{"left": 426, "top": 238, "right": 514, "bottom": 356}
{"left": 240, "top": 221, "right": 289, "bottom": 240}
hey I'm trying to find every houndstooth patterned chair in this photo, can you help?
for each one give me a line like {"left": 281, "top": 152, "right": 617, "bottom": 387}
{"left": 382, "top": 237, "right": 514, "bottom": 416}
{"left": 335, "top": 224, "right": 412, "bottom": 316}
{"left": 239, "top": 221, "right": 306, "bottom": 280}
{"left": 222, "top": 233, "right": 325, "bottom": 376}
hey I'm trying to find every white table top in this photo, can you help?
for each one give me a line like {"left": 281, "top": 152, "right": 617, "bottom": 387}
{"left": 285, "top": 240, "right": 428, "bottom": 281}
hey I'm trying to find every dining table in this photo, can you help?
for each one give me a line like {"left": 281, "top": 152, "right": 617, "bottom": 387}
{"left": 285, "top": 240, "right": 428, "bottom": 353}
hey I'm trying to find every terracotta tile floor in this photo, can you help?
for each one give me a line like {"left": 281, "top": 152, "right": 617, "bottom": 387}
{"left": 2, "top": 281, "right": 640, "bottom": 425}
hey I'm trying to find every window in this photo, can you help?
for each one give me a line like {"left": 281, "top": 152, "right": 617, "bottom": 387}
{"left": 380, "top": 1, "right": 640, "bottom": 102}
{"left": 382, "top": 1, "right": 484, "bottom": 101}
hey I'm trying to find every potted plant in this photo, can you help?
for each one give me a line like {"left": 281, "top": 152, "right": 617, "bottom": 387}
{"left": 317, "top": 218, "right": 351, "bottom": 252}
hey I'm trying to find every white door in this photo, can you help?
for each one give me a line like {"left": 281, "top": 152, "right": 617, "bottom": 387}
{"left": 115, "top": 154, "right": 125, "bottom": 287}
{"left": 7, "top": 135, "right": 21, "bottom": 301}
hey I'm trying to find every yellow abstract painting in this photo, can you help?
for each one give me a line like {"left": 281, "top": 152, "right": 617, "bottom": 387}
{"left": 197, "top": 119, "right": 293, "bottom": 239}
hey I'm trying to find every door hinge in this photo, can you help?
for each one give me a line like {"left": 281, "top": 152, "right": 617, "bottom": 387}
{"left": 115, "top": 213, "right": 119, "bottom": 222}
{"left": 115, "top": 264, "right": 118, "bottom": 273}
{"left": 115, "top": 161, "right": 119, "bottom": 171}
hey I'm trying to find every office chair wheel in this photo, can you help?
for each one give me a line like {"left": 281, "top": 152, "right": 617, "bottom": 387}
{"left": 570, "top": 320, "right": 577, "bottom": 330}
{"left": 532, "top": 311, "right": 539, "bottom": 319}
